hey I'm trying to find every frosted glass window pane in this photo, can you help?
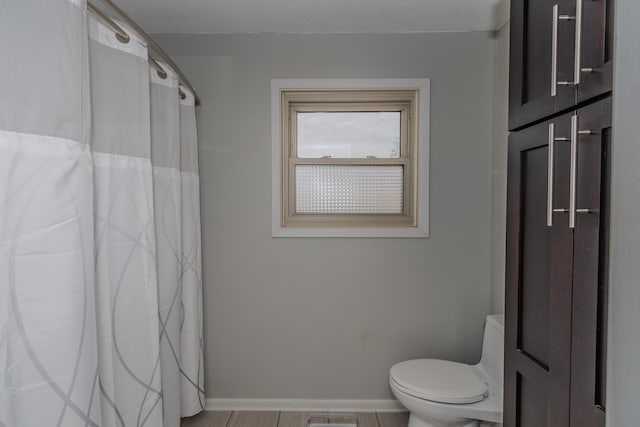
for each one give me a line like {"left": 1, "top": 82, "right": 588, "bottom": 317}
{"left": 297, "top": 112, "right": 400, "bottom": 158}
{"left": 295, "top": 165, "right": 404, "bottom": 214}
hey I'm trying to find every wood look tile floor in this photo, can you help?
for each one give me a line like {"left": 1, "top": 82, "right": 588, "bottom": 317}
{"left": 181, "top": 411, "right": 409, "bottom": 427}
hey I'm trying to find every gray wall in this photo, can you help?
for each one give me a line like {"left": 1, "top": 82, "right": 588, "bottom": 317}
{"left": 491, "top": 22, "right": 510, "bottom": 314}
{"left": 607, "top": 0, "right": 640, "bottom": 423}
{"left": 155, "top": 33, "right": 498, "bottom": 400}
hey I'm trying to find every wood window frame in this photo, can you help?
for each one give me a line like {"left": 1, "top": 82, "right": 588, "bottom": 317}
{"left": 271, "top": 79, "right": 430, "bottom": 238}
{"left": 282, "top": 90, "right": 417, "bottom": 228}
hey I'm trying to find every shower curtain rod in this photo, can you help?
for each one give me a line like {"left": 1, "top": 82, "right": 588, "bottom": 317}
{"left": 87, "top": 0, "right": 202, "bottom": 106}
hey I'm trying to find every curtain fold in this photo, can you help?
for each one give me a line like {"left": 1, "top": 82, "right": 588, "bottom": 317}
{"left": 150, "top": 64, "right": 183, "bottom": 427}
{"left": 88, "top": 15, "right": 165, "bottom": 427}
{"left": 0, "top": 1, "right": 102, "bottom": 426}
{"left": 179, "top": 89, "right": 205, "bottom": 416}
{"left": 1, "top": 3, "right": 203, "bottom": 426}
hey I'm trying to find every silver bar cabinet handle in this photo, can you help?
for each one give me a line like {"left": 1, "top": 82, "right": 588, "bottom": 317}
{"left": 547, "top": 123, "right": 555, "bottom": 226}
{"left": 574, "top": 0, "right": 584, "bottom": 85}
{"left": 551, "top": 5, "right": 559, "bottom": 97}
{"left": 556, "top": 6, "right": 577, "bottom": 87}
{"left": 569, "top": 115, "right": 579, "bottom": 229}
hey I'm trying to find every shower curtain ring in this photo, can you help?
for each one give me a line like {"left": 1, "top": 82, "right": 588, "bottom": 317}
{"left": 87, "top": 3, "right": 131, "bottom": 44}
{"left": 149, "top": 57, "right": 168, "bottom": 80}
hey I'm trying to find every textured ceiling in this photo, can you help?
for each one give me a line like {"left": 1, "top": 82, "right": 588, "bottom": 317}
{"left": 113, "top": 0, "right": 510, "bottom": 34}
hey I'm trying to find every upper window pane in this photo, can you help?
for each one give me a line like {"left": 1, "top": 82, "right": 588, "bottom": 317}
{"left": 296, "top": 112, "right": 401, "bottom": 158}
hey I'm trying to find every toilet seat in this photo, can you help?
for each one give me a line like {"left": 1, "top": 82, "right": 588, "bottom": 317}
{"left": 390, "top": 359, "right": 488, "bottom": 404}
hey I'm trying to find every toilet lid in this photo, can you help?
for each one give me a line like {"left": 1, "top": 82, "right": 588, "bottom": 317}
{"left": 390, "top": 359, "right": 488, "bottom": 404}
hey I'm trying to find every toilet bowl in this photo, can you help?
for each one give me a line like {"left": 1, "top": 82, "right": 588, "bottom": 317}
{"left": 389, "top": 315, "right": 504, "bottom": 427}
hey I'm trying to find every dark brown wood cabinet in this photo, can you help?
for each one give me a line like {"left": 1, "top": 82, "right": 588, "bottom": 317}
{"left": 509, "top": 0, "right": 614, "bottom": 131}
{"left": 509, "top": 0, "right": 574, "bottom": 130}
{"left": 504, "top": 111, "right": 575, "bottom": 427}
{"left": 507, "top": 1, "right": 613, "bottom": 424}
{"left": 578, "top": 0, "right": 614, "bottom": 103}
{"left": 568, "top": 99, "right": 611, "bottom": 427}
{"left": 504, "top": 99, "right": 611, "bottom": 427}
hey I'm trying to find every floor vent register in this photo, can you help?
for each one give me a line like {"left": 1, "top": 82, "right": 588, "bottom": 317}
{"left": 307, "top": 414, "right": 358, "bottom": 427}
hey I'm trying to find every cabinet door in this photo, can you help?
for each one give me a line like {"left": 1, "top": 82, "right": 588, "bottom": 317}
{"left": 504, "top": 112, "right": 574, "bottom": 426}
{"left": 569, "top": 98, "right": 611, "bottom": 427}
{"left": 578, "top": 0, "right": 614, "bottom": 103}
{"left": 509, "top": 0, "right": 575, "bottom": 130}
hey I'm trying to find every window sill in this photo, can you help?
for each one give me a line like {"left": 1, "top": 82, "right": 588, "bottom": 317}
{"left": 272, "top": 226, "right": 429, "bottom": 238}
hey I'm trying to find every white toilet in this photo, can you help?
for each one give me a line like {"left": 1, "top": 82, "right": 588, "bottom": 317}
{"left": 389, "top": 314, "right": 504, "bottom": 427}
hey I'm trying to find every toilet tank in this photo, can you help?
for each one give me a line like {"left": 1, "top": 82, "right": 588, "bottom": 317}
{"left": 479, "top": 314, "right": 504, "bottom": 388}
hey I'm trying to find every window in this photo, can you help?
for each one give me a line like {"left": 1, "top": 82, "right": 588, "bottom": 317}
{"left": 271, "top": 79, "right": 430, "bottom": 238}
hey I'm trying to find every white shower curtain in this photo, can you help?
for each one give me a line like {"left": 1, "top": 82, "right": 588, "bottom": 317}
{"left": 0, "top": 1, "right": 204, "bottom": 426}
{"left": 0, "top": 1, "right": 101, "bottom": 425}
{"left": 179, "top": 89, "right": 205, "bottom": 417}
{"left": 89, "top": 16, "right": 164, "bottom": 427}
{"left": 150, "top": 64, "right": 183, "bottom": 426}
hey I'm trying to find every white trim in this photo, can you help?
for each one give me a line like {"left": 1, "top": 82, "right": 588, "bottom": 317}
{"left": 205, "top": 398, "right": 405, "bottom": 413}
{"left": 271, "top": 78, "right": 430, "bottom": 238}
{"left": 273, "top": 226, "right": 429, "bottom": 238}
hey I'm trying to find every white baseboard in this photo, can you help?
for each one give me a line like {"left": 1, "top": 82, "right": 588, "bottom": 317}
{"left": 205, "top": 398, "right": 404, "bottom": 413}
